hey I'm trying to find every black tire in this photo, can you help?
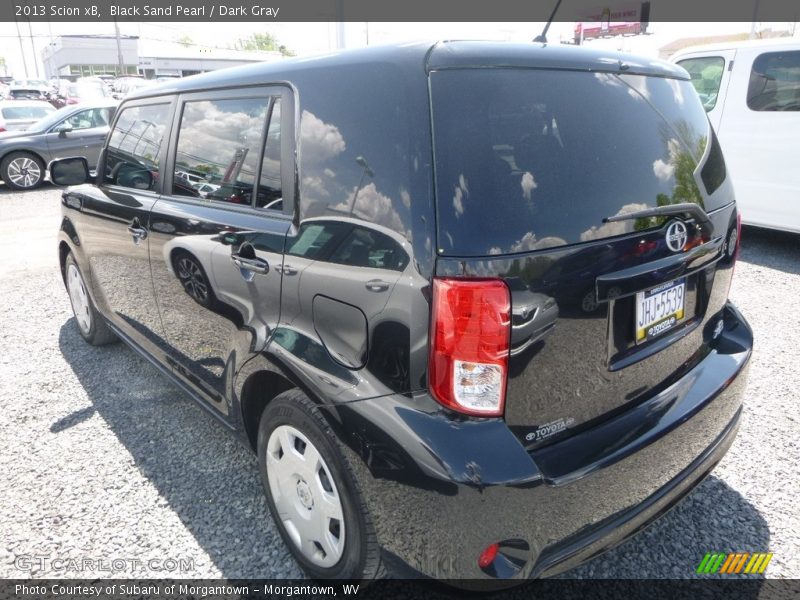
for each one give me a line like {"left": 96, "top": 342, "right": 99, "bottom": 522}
{"left": 64, "top": 253, "right": 117, "bottom": 346}
{"left": 1, "top": 151, "right": 45, "bottom": 191}
{"left": 257, "top": 389, "right": 384, "bottom": 580}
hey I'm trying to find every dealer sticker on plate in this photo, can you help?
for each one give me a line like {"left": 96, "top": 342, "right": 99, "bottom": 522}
{"left": 635, "top": 278, "right": 686, "bottom": 343}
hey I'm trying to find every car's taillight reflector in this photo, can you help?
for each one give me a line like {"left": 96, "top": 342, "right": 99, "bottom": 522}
{"left": 428, "top": 278, "right": 510, "bottom": 417}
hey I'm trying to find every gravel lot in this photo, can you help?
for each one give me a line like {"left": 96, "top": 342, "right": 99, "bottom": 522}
{"left": 0, "top": 185, "right": 797, "bottom": 581}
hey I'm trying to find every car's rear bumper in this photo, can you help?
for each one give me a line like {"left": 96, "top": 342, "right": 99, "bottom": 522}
{"left": 324, "top": 302, "right": 752, "bottom": 583}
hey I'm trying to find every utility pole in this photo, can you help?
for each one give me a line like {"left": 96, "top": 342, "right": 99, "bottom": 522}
{"left": 15, "top": 18, "right": 29, "bottom": 77}
{"left": 114, "top": 18, "right": 125, "bottom": 75}
{"left": 27, "top": 19, "right": 40, "bottom": 77}
{"left": 750, "top": 0, "right": 761, "bottom": 39}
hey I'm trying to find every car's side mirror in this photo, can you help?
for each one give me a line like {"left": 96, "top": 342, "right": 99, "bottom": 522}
{"left": 54, "top": 123, "right": 73, "bottom": 136}
{"left": 50, "top": 157, "right": 89, "bottom": 186}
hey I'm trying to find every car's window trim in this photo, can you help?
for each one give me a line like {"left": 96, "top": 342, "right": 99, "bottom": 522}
{"left": 99, "top": 96, "right": 177, "bottom": 195}
{"left": 162, "top": 84, "right": 296, "bottom": 220}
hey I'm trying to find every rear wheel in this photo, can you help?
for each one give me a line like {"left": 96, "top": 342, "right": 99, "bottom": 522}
{"left": 257, "top": 390, "right": 383, "bottom": 580}
{"left": 65, "top": 253, "right": 117, "bottom": 346}
{"left": 2, "top": 152, "right": 45, "bottom": 191}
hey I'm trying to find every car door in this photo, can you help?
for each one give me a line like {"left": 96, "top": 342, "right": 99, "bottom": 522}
{"left": 74, "top": 99, "right": 174, "bottom": 360}
{"left": 279, "top": 218, "right": 409, "bottom": 374}
{"left": 148, "top": 87, "right": 294, "bottom": 416}
{"left": 46, "top": 106, "right": 115, "bottom": 168}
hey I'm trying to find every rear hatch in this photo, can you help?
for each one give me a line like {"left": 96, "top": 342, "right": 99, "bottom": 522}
{"left": 429, "top": 55, "right": 739, "bottom": 449}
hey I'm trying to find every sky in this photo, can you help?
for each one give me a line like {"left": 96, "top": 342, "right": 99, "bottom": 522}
{"left": 1, "top": 20, "right": 797, "bottom": 79}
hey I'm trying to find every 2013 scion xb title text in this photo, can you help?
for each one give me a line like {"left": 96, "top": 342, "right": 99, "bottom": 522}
{"left": 14, "top": 3, "right": 281, "bottom": 18}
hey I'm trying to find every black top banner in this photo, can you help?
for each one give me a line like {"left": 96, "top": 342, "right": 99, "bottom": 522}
{"left": 3, "top": 0, "right": 800, "bottom": 22}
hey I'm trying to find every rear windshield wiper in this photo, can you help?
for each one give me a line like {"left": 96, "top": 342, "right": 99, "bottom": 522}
{"left": 603, "top": 202, "right": 712, "bottom": 238}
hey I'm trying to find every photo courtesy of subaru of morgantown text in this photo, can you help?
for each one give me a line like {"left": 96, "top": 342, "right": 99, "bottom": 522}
{"left": 47, "top": 38, "right": 753, "bottom": 584}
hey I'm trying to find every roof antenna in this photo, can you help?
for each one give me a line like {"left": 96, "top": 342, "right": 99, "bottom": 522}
{"left": 533, "top": 0, "right": 564, "bottom": 43}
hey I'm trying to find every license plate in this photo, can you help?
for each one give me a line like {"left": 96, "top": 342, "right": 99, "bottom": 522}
{"left": 635, "top": 278, "right": 686, "bottom": 343}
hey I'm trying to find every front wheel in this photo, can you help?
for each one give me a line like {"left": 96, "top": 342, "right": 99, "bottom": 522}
{"left": 257, "top": 390, "right": 383, "bottom": 580}
{"left": 1, "top": 152, "right": 45, "bottom": 191}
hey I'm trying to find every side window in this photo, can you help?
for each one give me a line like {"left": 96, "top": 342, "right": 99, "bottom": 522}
{"left": 257, "top": 98, "right": 282, "bottom": 210}
{"left": 105, "top": 103, "right": 171, "bottom": 191}
{"left": 62, "top": 108, "right": 106, "bottom": 131}
{"left": 677, "top": 56, "right": 725, "bottom": 111}
{"left": 747, "top": 51, "right": 800, "bottom": 111}
{"left": 328, "top": 227, "right": 409, "bottom": 271}
{"left": 172, "top": 97, "right": 268, "bottom": 204}
{"left": 286, "top": 222, "right": 348, "bottom": 259}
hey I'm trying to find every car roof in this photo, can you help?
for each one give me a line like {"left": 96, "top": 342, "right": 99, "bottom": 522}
{"left": 60, "top": 99, "right": 120, "bottom": 110}
{"left": 672, "top": 37, "right": 800, "bottom": 58}
{"left": 127, "top": 39, "right": 687, "bottom": 101}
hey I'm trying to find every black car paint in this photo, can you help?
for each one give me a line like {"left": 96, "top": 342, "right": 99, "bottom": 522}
{"left": 56, "top": 41, "right": 751, "bottom": 582}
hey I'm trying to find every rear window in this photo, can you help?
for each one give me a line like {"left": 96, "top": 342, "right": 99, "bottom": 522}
{"left": 430, "top": 69, "right": 723, "bottom": 256}
{"left": 1, "top": 105, "right": 53, "bottom": 120}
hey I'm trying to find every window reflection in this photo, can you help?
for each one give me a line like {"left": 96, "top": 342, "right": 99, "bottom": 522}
{"left": 172, "top": 97, "right": 268, "bottom": 205}
{"left": 105, "top": 103, "right": 170, "bottom": 191}
{"left": 430, "top": 69, "right": 717, "bottom": 256}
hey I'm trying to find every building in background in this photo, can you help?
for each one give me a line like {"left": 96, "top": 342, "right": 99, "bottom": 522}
{"left": 138, "top": 47, "right": 283, "bottom": 78}
{"left": 41, "top": 35, "right": 282, "bottom": 80}
{"left": 41, "top": 35, "right": 139, "bottom": 78}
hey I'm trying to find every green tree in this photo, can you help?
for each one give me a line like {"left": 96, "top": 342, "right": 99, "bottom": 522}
{"left": 236, "top": 32, "right": 295, "bottom": 56}
{"left": 176, "top": 35, "right": 194, "bottom": 48}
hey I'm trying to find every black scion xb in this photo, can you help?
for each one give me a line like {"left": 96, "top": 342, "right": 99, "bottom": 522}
{"left": 52, "top": 41, "right": 752, "bottom": 584}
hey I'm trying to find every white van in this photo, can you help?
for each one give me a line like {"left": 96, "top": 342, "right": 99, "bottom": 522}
{"left": 672, "top": 38, "right": 800, "bottom": 233}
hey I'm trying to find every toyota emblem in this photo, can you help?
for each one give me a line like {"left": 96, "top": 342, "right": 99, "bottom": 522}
{"left": 665, "top": 221, "right": 688, "bottom": 252}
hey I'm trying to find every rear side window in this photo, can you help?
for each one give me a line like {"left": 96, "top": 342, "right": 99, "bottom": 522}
{"left": 430, "top": 69, "right": 721, "bottom": 257}
{"left": 329, "top": 227, "right": 409, "bottom": 271}
{"left": 748, "top": 50, "right": 800, "bottom": 111}
{"left": 105, "top": 103, "right": 171, "bottom": 191}
{"left": 172, "top": 97, "right": 269, "bottom": 205}
{"left": 1, "top": 105, "right": 53, "bottom": 120}
{"left": 677, "top": 56, "right": 725, "bottom": 111}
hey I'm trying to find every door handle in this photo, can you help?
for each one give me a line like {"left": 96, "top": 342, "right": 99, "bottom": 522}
{"left": 127, "top": 220, "right": 147, "bottom": 245}
{"left": 231, "top": 253, "right": 269, "bottom": 274}
{"left": 365, "top": 279, "right": 390, "bottom": 292}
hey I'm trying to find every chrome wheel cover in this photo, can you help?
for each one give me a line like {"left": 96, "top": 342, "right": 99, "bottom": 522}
{"left": 7, "top": 156, "right": 41, "bottom": 188}
{"left": 67, "top": 264, "right": 92, "bottom": 334}
{"left": 266, "top": 425, "right": 345, "bottom": 567}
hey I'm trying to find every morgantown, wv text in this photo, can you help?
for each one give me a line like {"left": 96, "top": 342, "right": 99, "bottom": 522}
{"left": 110, "top": 4, "right": 280, "bottom": 17}
{"left": 15, "top": 583, "right": 361, "bottom": 597}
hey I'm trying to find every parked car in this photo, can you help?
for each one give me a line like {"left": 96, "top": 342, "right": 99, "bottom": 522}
{"left": 0, "top": 100, "right": 56, "bottom": 132}
{"left": 49, "top": 81, "right": 108, "bottom": 109}
{"left": 51, "top": 41, "right": 751, "bottom": 585}
{"left": 672, "top": 38, "right": 800, "bottom": 233}
{"left": 192, "top": 181, "right": 219, "bottom": 198}
{"left": 0, "top": 99, "right": 117, "bottom": 190}
{"left": 7, "top": 86, "right": 48, "bottom": 102}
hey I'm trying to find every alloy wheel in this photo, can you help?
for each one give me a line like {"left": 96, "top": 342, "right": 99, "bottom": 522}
{"left": 6, "top": 156, "right": 42, "bottom": 189}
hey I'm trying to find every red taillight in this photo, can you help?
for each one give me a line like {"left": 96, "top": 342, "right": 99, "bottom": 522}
{"left": 0, "top": 127, "right": 5, "bottom": 133}
{"left": 478, "top": 543, "right": 500, "bottom": 569}
{"left": 428, "top": 278, "right": 510, "bottom": 417}
{"left": 66, "top": 98, "right": 78, "bottom": 105}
